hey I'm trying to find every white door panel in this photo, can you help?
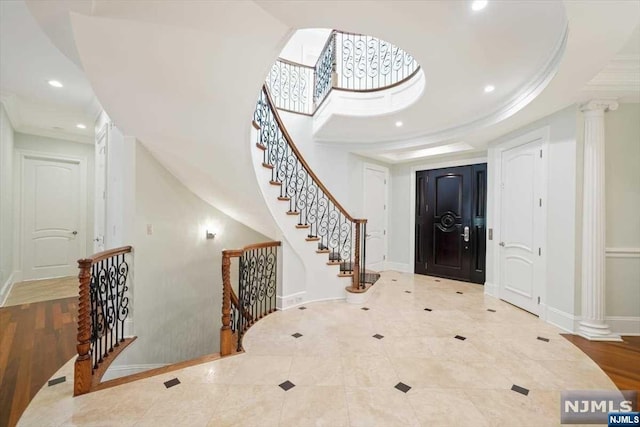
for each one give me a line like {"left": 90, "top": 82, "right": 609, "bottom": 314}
{"left": 499, "top": 140, "right": 543, "bottom": 315}
{"left": 22, "top": 156, "right": 84, "bottom": 280}
{"left": 363, "top": 165, "right": 388, "bottom": 271}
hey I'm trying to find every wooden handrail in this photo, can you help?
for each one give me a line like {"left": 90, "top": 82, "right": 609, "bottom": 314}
{"left": 277, "top": 56, "right": 315, "bottom": 70}
{"left": 80, "top": 245, "right": 132, "bottom": 264}
{"left": 262, "top": 85, "right": 359, "bottom": 223}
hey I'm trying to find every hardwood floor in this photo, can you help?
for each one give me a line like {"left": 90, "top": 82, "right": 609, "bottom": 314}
{"left": 563, "top": 334, "right": 640, "bottom": 407}
{"left": 3, "top": 276, "right": 78, "bottom": 307}
{"left": 0, "top": 297, "right": 78, "bottom": 427}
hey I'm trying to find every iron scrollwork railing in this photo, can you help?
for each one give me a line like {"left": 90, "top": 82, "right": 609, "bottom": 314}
{"left": 253, "top": 85, "right": 368, "bottom": 291}
{"left": 75, "top": 246, "right": 135, "bottom": 396}
{"left": 267, "top": 30, "right": 419, "bottom": 115}
{"left": 335, "top": 31, "right": 418, "bottom": 92}
{"left": 267, "top": 59, "right": 314, "bottom": 115}
{"left": 220, "top": 242, "right": 281, "bottom": 355}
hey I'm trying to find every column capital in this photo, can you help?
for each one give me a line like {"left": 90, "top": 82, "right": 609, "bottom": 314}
{"left": 580, "top": 99, "right": 619, "bottom": 113}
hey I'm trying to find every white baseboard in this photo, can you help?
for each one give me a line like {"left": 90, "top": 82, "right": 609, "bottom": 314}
{"left": 483, "top": 281, "right": 498, "bottom": 298}
{"left": 278, "top": 294, "right": 346, "bottom": 310}
{"left": 277, "top": 291, "right": 306, "bottom": 310}
{"left": 0, "top": 272, "right": 15, "bottom": 307}
{"left": 606, "top": 316, "right": 640, "bottom": 336}
{"left": 101, "top": 363, "right": 168, "bottom": 382}
{"left": 384, "top": 262, "right": 411, "bottom": 273}
{"left": 543, "top": 305, "right": 578, "bottom": 333}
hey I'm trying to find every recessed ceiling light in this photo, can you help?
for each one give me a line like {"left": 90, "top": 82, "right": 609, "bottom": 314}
{"left": 471, "top": 0, "right": 488, "bottom": 11}
{"left": 48, "top": 80, "right": 63, "bottom": 88}
{"left": 395, "top": 121, "right": 403, "bottom": 127}
{"left": 76, "top": 124, "right": 87, "bottom": 129}
{"left": 484, "top": 85, "right": 495, "bottom": 93}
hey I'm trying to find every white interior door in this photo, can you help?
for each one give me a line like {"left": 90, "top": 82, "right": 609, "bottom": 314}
{"left": 499, "top": 140, "right": 543, "bottom": 315}
{"left": 22, "top": 155, "right": 85, "bottom": 280}
{"left": 363, "top": 164, "right": 388, "bottom": 271}
{"left": 94, "top": 124, "right": 108, "bottom": 252}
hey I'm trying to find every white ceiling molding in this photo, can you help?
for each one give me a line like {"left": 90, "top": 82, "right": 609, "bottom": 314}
{"left": 583, "top": 54, "right": 640, "bottom": 102}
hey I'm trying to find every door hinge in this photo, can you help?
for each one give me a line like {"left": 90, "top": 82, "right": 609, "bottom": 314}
{"left": 384, "top": 204, "right": 386, "bottom": 210}
{"left": 383, "top": 255, "right": 386, "bottom": 260}
{"left": 425, "top": 204, "right": 429, "bottom": 212}
{"left": 539, "top": 198, "right": 542, "bottom": 207}
{"left": 538, "top": 247, "right": 541, "bottom": 256}
{"left": 500, "top": 182, "right": 505, "bottom": 190}
{"left": 539, "top": 149, "right": 543, "bottom": 158}
{"left": 384, "top": 179, "right": 387, "bottom": 185}
{"left": 383, "top": 229, "right": 386, "bottom": 235}
{"left": 537, "top": 296, "right": 541, "bottom": 304}
{"left": 425, "top": 262, "right": 428, "bottom": 270}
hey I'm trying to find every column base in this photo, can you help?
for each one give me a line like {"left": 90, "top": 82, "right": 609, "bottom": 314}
{"left": 578, "top": 320, "right": 622, "bottom": 341}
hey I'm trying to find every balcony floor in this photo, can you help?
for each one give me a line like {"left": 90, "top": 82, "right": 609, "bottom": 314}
{"left": 19, "top": 272, "right": 618, "bottom": 426}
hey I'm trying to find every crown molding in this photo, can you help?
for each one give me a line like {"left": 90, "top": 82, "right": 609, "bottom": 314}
{"left": 584, "top": 54, "right": 640, "bottom": 99}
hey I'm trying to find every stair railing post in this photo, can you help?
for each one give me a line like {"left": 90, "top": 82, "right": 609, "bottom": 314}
{"left": 353, "top": 221, "right": 362, "bottom": 291}
{"left": 220, "top": 250, "right": 233, "bottom": 356}
{"left": 74, "top": 258, "right": 93, "bottom": 396}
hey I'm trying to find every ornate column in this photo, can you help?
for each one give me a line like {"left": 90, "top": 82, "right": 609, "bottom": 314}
{"left": 578, "top": 99, "right": 621, "bottom": 341}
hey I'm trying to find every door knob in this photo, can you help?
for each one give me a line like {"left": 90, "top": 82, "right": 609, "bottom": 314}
{"left": 499, "top": 241, "right": 505, "bottom": 247}
{"left": 72, "top": 231, "right": 78, "bottom": 235}
{"left": 461, "top": 226, "right": 469, "bottom": 242}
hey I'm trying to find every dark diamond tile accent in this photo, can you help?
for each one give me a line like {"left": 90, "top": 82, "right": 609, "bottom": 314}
{"left": 298, "top": 306, "right": 307, "bottom": 310}
{"left": 391, "top": 279, "right": 397, "bottom": 282}
{"left": 404, "top": 290, "right": 412, "bottom": 294}
{"left": 424, "top": 308, "right": 432, "bottom": 312}
{"left": 164, "top": 378, "right": 180, "bottom": 388}
{"left": 487, "top": 309, "right": 497, "bottom": 312}
{"left": 537, "top": 336, "right": 550, "bottom": 342}
{"left": 511, "top": 384, "right": 529, "bottom": 396}
{"left": 48, "top": 376, "right": 66, "bottom": 386}
{"left": 435, "top": 279, "right": 441, "bottom": 282}
{"left": 279, "top": 380, "right": 295, "bottom": 391}
{"left": 361, "top": 307, "right": 370, "bottom": 311}
{"left": 454, "top": 335, "right": 466, "bottom": 341}
{"left": 456, "top": 291, "right": 463, "bottom": 294}
{"left": 373, "top": 334, "right": 384, "bottom": 339}
{"left": 292, "top": 333, "right": 303, "bottom": 338}
{"left": 395, "top": 382, "right": 411, "bottom": 393}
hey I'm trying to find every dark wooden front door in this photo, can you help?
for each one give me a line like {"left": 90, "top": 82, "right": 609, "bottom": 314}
{"left": 415, "top": 164, "right": 487, "bottom": 283}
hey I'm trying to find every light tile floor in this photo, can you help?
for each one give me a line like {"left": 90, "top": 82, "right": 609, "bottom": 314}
{"left": 19, "top": 272, "right": 617, "bottom": 426}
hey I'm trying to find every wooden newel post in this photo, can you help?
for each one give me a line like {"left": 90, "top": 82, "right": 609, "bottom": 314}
{"left": 220, "top": 251, "right": 233, "bottom": 356}
{"left": 353, "top": 221, "right": 362, "bottom": 291}
{"left": 74, "top": 258, "right": 93, "bottom": 396}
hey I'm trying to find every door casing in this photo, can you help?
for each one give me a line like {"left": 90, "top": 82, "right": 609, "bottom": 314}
{"left": 362, "top": 162, "right": 389, "bottom": 271}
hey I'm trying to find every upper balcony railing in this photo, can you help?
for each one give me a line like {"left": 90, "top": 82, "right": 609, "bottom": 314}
{"left": 266, "top": 30, "right": 420, "bottom": 116}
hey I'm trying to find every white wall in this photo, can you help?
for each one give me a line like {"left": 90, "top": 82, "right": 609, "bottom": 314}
{"left": 279, "top": 110, "right": 388, "bottom": 219}
{"left": 604, "top": 103, "right": 640, "bottom": 328}
{"left": 112, "top": 141, "right": 268, "bottom": 370}
{"left": 13, "top": 133, "right": 95, "bottom": 261}
{"left": 0, "top": 103, "right": 15, "bottom": 301}
{"left": 487, "top": 106, "right": 579, "bottom": 328}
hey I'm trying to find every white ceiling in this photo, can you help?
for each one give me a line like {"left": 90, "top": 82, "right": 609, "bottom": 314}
{"left": 0, "top": 0, "right": 98, "bottom": 143}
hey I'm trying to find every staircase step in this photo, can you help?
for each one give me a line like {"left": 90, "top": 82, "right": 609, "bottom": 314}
{"left": 262, "top": 162, "right": 274, "bottom": 169}
{"left": 338, "top": 272, "right": 354, "bottom": 277}
{"left": 306, "top": 237, "right": 320, "bottom": 242}
{"left": 256, "top": 143, "right": 267, "bottom": 151}
{"left": 269, "top": 180, "right": 282, "bottom": 186}
{"left": 327, "top": 261, "right": 341, "bottom": 266}
{"left": 286, "top": 211, "right": 299, "bottom": 216}
{"left": 277, "top": 196, "right": 290, "bottom": 201}
{"left": 316, "top": 249, "right": 330, "bottom": 254}
{"left": 296, "top": 224, "right": 310, "bottom": 229}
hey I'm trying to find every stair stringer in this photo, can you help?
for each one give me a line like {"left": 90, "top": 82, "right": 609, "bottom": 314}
{"left": 250, "top": 128, "right": 350, "bottom": 308}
